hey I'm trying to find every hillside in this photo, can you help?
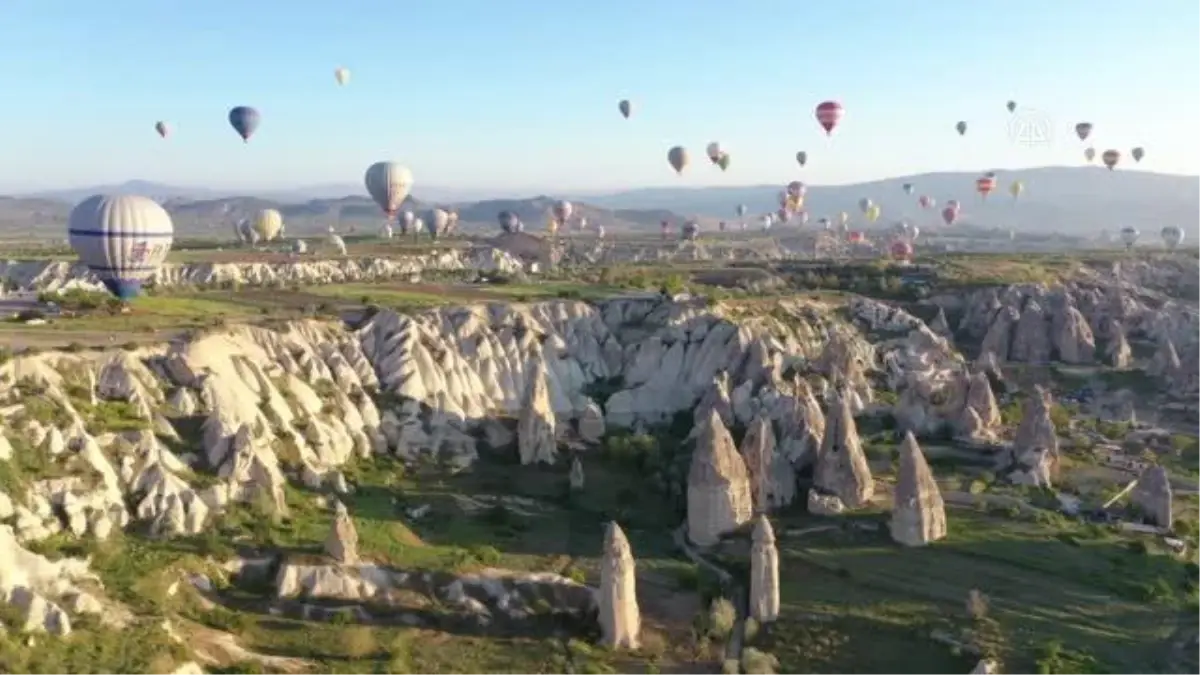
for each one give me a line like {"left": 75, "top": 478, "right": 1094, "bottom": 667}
{"left": 0, "top": 167, "right": 1195, "bottom": 239}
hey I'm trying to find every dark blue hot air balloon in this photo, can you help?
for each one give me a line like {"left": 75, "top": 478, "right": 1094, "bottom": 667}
{"left": 228, "top": 106, "right": 260, "bottom": 142}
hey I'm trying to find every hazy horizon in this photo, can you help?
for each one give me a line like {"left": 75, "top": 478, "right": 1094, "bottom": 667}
{"left": 1, "top": 0, "right": 1197, "bottom": 193}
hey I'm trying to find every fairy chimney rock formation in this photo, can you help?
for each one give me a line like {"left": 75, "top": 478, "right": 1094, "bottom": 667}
{"left": 749, "top": 515, "right": 780, "bottom": 623}
{"left": 695, "top": 372, "right": 735, "bottom": 429}
{"left": 1104, "top": 320, "right": 1133, "bottom": 368}
{"left": 1009, "top": 386, "right": 1059, "bottom": 486}
{"left": 739, "top": 414, "right": 777, "bottom": 513}
{"left": 890, "top": 432, "right": 947, "bottom": 547}
{"left": 569, "top": 456, "right": 586, "bottom": 490}
{"left": 325, "top": 500, "right": 359, "bottom": 565}
{"left": 598, "top": 522, "right": 641, "bottom": 649}
{"left": 518, "top": 357, "right": 557, "bottom": 466}
{"left": 687, "top": 410, "right": 753, "bottom": 547}
{"left": 929, "top": 307, "right": 953, "bottom": 338}
{"left": 1131, "top": 465, "right": 1173, "bottom": 529}
{"left": 813, "top": 393, "right": 874, "bottom": 510}
{"left": 780, "top": 377, "right": 827, "bottom": 470}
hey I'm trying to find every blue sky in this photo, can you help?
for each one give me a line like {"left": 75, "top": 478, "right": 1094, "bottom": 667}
{"left": 1, "top": 0, "right": 1196, "bottom": 193}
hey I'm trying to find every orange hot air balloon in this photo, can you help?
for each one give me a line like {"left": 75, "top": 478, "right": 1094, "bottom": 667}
{"left": 975, "top": 175, "right": 997, "bottom": 199}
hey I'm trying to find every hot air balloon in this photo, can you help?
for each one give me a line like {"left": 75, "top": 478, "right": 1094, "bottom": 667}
{"left": 858, "top": 198, "right": 873, "bottom": 214}
{"left": 716, "top": 153, "right": 731, "bottom": 171}
{"left": 1074, "top": 122, "right": 1093, "bottom": 142}
{"left": 1084, "top": 147, "right": 1096, "bottom": 163}
{"left": 380, "top": 224, "right": 394, "bottom": 240}
{"left": 1101, "top": 149, "right": 1120, "bottom": 170}
{"left": 976, "top": 176, "right": 997, "bottom": 199}
{"left": 815, "top": 101, "right": 843, "bottom": 135}
{"left": 412, "top": 218, "right": 425, "bottom": 237}
{"left": 1119, "top": 227, "right": 1139, "bottom": 250}
{"left": 893, "top": 221, "right": 910, "bottom": 238}
{"left": 946, "top": 199, "right": 961, "bottom": 212}
{"left": 761, "top": 215, "right": 774, "bottom": 231}
{"left": 918, "top": 195, "right": 934, "bottom": 209}
{"left": 292, "top": 239, "right": 308, "bottom": 255}
{"left": 847, "top": 231, "right": 864, "bottom": 244}
{"left": 1009, "top": 180, "right": 1024, "bottom": 200}
{"left": 618, "top": 99, "right": 631, "bottom": 119}
{"left": 1161, "top": 226, "right": 1184, "bottom": 252}
{"left": 818, "top": 217, "right": 831, "bottom": 230}
{"left": 941, "top": 206, "right": 958, "bottom": 226}
{"left": 429, "top": 208, "right": 450, "bottom": 237}
{"left": 837, "top": 211, "right": 850, "bottom": 228}
{"left": 329, "top": 234, "right": 347, "bottom": 255}
{"left": 1006, "top": 100, "right": 1017, "bottom": 113}
{"left": 364, "top": 162, "right": 414, "bottom": 218}
{"left": 866, "top": 204, "right": 881, "bottom": 223}
{"left": 796, "top": 151, "right": 808, "bottom": 167}
{"left": 902, "top": 183, "right": 914, "bottom": 195}
{"left": 398, "top": 210, "right": 415, "bottom": 236}
{"left": 155, "top": 121, "right": 169, "bottom": 139}
{"left": 718, "top": 221, "right": 727, "bottom": 232}
{"left": 705, "top": 142, "right": 723, "bottom": 164}
{"left": 955, "top": 121, "right": 968, "bottom": 136}
{"left": 890, "top": 239, "right": 913, "bottom": 262}
{"left": 498, "top": 211, "right": 521, "bottom": 233}
{"left": 667, "top": 146, "right": 688, "bottom": 174}
{"left": 228, "top": 106, "right": 260, "bottom": 142}
{"left": 334, "top": 67, "right": 350, "bottom": 86}
{"left": 1132, "top": 147, "right": 1145, "bottom": 163}
{"left": 682, "top": 220, "right": 700, "bottom": 242}
{"left": 551, "top": 200, "right": 573, "bottom": 231}
{"left": 67, "top": 195, "right": 174, "bottom": 301}
{"left": 736, "top": 204, "right": 748, "bottom": 218}
{"left": 252, "top": 208, "right": 283, "bottom": 242}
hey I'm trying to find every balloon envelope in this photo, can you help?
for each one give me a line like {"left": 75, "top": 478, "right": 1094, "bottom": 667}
{"left": 1084, "top": 147, "right": 1096, "bottom": 162}
{"left": 1132, "top": 147, "right": 1145, "bottom": 162}
{"left": 941, "top": 206, "right": 958, "bottom": 225}
{"left": 155, "top": 121, "right": 169, "bottom": 138}
{"left": 1075, "top": 122, "right": 1093, "bottom": 141}
{"left": 68, "top": 195, "right": 174, "bottom": 300}
{"left": 1006, "top": 100, "right": 1017, "bottom": 113}
{"left": 796, "top": 151, "right": 807, "bottom": 167}
{"left": 334, "top": 67, "right": 350, "bottom": 85}
{"left": 955, "top": 121, "right": 968, "bottom": 136}
{"left": 618, "top": 99, "right": 631, "bottom": 119}
{"left": 1161, "top": 226, "right": 1184, "bottom": 251}
{"left": 667, "top": 146, "right": 688, "bottom": 174}
{"left": 815, "top": 101, "right": 843, "bottom": 135}
{"left": 252, "top": 208, "right": 283, "bottom": 241}
{"left": 364, "top": 162, "right": 414, "bottom": 217}
{"left": 890, "top": 239, "right": 913, "bottom": 261}
{"left": 1102, "top": 149, "right": 1121, "bottom": 170}
{"left": 228, "top": 106, "right": 260, "bottom": 142}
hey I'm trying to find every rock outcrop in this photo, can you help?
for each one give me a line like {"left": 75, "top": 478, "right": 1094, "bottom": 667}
{"left": 1052, "top": 305, "right": 1095, "bottom": 364}
{"left": 812, "top": 393, "right": 874, "bottom": 510}
{"left": 890, "top": 432, "right": 946, "bottom": 547}
{"left": 1008, "top": 386, "right": 1059, "bottom": 486}
{"left": 739, "top": 414, "right": 777, "bottom": 513}
{"left": 517, "top": 358, "right": 557, "bottom": 466}
{"left": 597, "top": 522, "right": 640, "bottom": 650}
{"left": 687, "top": 411, "right": 753, "bottom": 547}
{"left": 324, "top": 501, "right": 359, "bottom": 565}
{"left": 749, "top": 515, "right": 780, "bottom": 623}
{"left": 1104, "top": 320, "right": 1133, "bottom": 368}
{"left": 1131, "top": 465, "right": 1172, "bottom": 529}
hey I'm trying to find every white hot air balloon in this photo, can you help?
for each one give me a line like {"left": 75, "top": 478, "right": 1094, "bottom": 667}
{"left": 334, "top": 67, "right": 350, "bottom": 85}
{"left": 1119, "top": 227, "right": 1139, "bottom": 251}
{"left": 429, "top": 208, "right": 450, "bottom": 237}
{"left": 67, "top": 194, "right": 174, "bottom": 301}
{"left": 399, "top": 210, "right": 415, "bottom": 235}
{"left": 364, "top": 162, "right": 414, "bottom": 218}
{"left": 1161, "top": 226, "right": 1184, "bottom": 252}
{"left": 380, "top": 224, "right": 394, "bottom": 240}
{"left": 412, "top": 217, "right": 426, "bottom": 236}
{"left": 252, "top": 208, "right": 283, "bottom": 242}
{"left": 328, "top": 234, "right": 347, "bottom": 255}
{"left": 292, "top": 239, "right": 308, "bottom": 255}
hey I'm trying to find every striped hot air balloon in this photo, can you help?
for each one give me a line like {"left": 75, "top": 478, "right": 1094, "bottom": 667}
{"left": 67, "top": 195, "right": 174, "bottom": 301}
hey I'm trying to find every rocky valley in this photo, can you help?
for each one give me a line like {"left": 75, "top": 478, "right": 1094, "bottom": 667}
{"left": 0, "top": 254, "right": 1196, "bottom": 674}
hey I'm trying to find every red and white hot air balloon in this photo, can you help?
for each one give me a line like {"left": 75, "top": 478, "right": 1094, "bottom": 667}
{"left": 890, "top": 239, "right": 913, "bottom": 262}
{"left": 976, "top": 175, "right": 997, "bottom": 199}
{"left": 815, "top": 101, "right": 843, "bottom": 136}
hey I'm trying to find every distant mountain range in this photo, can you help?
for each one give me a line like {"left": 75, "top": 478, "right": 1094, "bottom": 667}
{"left": 1, "top": 166, "right": 1195, "bottom": 240}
